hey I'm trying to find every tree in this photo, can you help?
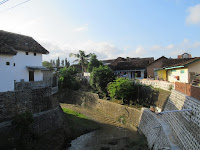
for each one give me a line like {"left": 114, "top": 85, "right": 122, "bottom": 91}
{"left": 107, "top": 78, "right": 135, "bottom": 105}
{"left": 87, "top": 54, "right": 103, "bottom": 72}
{"left": 69, "top": 50, "right": 92, "bottom": 72}
{"left": 42, "top": 61, "right": 52, "bottom": 69}
{"left": 65, "top": 58, "right": 70, "bottom": 68}
{"left": 52, "top": 60, "right": 56, "bottom": 66}
{"left": 58, "top": 66, "right": 80, "bottom": 90}
{"left": 90, "top": 65, "right": 114, "bottom": 94}
{"left": 56, "top": 57, "right": 60, "bottom": 67}
{"left": 61, "top": 60, "right": 64, "bottom": 66}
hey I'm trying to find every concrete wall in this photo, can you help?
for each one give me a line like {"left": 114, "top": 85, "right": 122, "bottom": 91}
{"left": 0, "top": 51, "right": 44, "bottom": 92}
{"left": 139, "top": 79, "right": 175, "bottom": 91}
{"left": 188, "top": 60, "right": 200, "bottom": 75}
{"left": 0, "top": 55, "right": 15, "bottom": 92}
{"left": 157, "top": 69, "right": 167, "bottom": 80}
{"left": 167, "top": 68, "right": 188, "bottom": 83}
{"left": 14, "top": 51, "right": 43, "bottom": 82}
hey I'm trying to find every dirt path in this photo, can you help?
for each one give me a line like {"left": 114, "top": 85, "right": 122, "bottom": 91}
{"left": 61, "top": 103, "right": 148, "bottom": 150}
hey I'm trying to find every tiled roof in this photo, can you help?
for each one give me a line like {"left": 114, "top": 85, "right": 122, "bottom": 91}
{"left": 0, "top": 30, "right": 49, "bottom": 55}
{"left": 162, "top": 58, "right": 194, "bottom": 68}
{"left": 163, "top": 57, "right": 200, "bottom": 68}
{"left": 108, "top": 57, "right": 154, "bottom": 71}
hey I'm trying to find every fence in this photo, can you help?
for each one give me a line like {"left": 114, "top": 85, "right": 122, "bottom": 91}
{"left": 175, "top": 82, "right": 200, "bottom": 100}
{"left": 139, "top": 79, "right": 175, "bottom": 91}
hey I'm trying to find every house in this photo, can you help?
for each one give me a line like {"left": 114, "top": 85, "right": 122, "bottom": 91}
{"left": 147, "top": 56, "right": 168, "bottom": 78}
{"left": 103, "top": 57, "right": 154, "bottom": 79}
{"left": 156, "top": 57, "right": 200, "bottom": 83}
{"left": 0, "top": 30, "right": 55, "bottom": 92}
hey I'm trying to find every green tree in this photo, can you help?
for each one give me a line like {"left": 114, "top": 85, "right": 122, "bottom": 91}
{"left": 52, "top": 60, "right": 56, "bottom": 66}
{"left": 65, "top": 58, "right": 70, "bottom": 68}
{"left": 42, "top": 61, "right": 52, "bottom": 69}
{"left": 90, "top": 65, "right": 114, "bottom": 94}
{"left": 61, "top": 60, "right": 64, "bottom": 66}
{"left": 107, "top": 78, "right": 135, "bottom": 104}
{"left": 56, "top": 57, "right": 60, "bottom": 67}
{"left": 58, "top": 66, "right": 80, "bottom": 90}
{"left": 69, "top": 50, "right": 92, "bottom": 72}
{"left": 87, "top": 54, "right": 103, "bottom": 72}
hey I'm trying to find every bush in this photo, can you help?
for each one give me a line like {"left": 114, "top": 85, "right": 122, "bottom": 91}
{"left": 58, "top": 66, "right": 80, "bottom": 91}
{"left": 108, "top": 78, "right": 135, "bottom": 105}
{"left": 90, "top": 65, "right": 114, "bottom": 95}
{"left": 107, "top": 78, "right": 158, "bottom": 106}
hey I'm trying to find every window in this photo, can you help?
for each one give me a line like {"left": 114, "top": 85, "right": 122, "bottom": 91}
{"left": 34, "top": 53, "right": 36, "bottom": 56}
{"left": 6, "top": 62, "right": 10, "bottom": 65}
{"left": 13, "top": 63, "right": 15, "bottom": 66}
{"left": 180, "top": 70, "right": 184, "bottom": 74}
{"left": 29, "top": 71, "right": 34, "bottom": 81}
{"left": 26, "top": 52, "right": 29, "bottom": 55}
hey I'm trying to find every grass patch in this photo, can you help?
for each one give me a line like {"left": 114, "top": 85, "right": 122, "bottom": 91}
{"left": 62, "top": 108, "right": 88, "bottom": 119}
{"left": 62, "top": 108, "right": 100, "bottom": 140}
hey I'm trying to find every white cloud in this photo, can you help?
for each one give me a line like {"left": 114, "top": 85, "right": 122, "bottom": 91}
{"left": 166, "top": 44, "right": 174, "bottom": 49}
{"left": 74, "top": 25, "right": 88, "bottom": 32}
{"left": 135, "top": 46, "right": 146, "bottom": 55}
{"left": 41, "top": 39, "right": 122, "bottom": 62}
{"left": 186, "top": 4, "right": 200, "bottom": 25}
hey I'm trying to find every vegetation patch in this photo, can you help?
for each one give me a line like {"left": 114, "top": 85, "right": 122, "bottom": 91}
{"left": 117, "top": 115, "right": 127, "bottom": 125}
{"left": 62, "top": 108, "right": 100, "bottom": 140}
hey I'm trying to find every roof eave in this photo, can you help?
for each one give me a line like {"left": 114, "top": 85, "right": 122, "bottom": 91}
{"left": 165, "top": 66, "right": 184, "bottom": 70}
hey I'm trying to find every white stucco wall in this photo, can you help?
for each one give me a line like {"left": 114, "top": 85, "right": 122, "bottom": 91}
{"left": 188, "top": 60, "right": 200, "bottom": 74}
{"left": 0, "top": 55, "right": 15, "bottom": 92}
{"left": 14, "top": 51, "right": 43, "bottom": 82}
{"left": 0, "top": 50, "right": 44, "bottom": 92}
{"left": 167, "top": 68, "right": 188, "bottom": 83}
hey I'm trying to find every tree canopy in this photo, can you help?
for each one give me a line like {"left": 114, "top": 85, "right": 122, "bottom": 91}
{"left": 87, "top": 54, "right": 103, "bottom": 72}
{"left": 90, "top": 65, "right": 114, "bottom": 94}
{"left": 69, "top": 50, "right": 92, "bottom": 72}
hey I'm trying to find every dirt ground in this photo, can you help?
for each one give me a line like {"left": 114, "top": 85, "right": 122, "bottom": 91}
{"left": 61, "top": 104, "right": 148, "bottom": 150}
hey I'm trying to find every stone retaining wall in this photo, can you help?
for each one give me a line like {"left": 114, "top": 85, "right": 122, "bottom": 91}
{"left": 0, "top": 106, "right": 69, "bottom": 150}
{"left": 0, "top": 87, "right": 59, "bottom": 122}
{"left": 138, "top": 109, "right": 172, "bottom": 150}
{"left": 162, "top": 90, "right": 200, "bottom": 149}
{"left": 96, "top": 99, "right": 142, "bottom": 127}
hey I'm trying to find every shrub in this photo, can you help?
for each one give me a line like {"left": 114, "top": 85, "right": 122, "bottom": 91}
{"left": 108, "top": 78, "right": 135, "bottom": 105}
{"left": 12, "top": 111, "right": 33, "bottom": 131}
{"left": 107, "top": 78, "right": 158, "bottom": 106}
{"left": 90, "top": 65, "right": 114, "bottom": 95}
{"left": 58, "top": 66, "right": 80, "bottom": 91}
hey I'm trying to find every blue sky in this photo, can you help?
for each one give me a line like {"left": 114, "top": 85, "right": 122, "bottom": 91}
{"left": 0, "top": 0, "right": 200, "bottom": 62}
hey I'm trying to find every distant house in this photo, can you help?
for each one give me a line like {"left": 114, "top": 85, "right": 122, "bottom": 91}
{"left": 156, "top": 57, "right": 200, "bottom": 83}
{"left": 103, "top": 57, "right": 154, "bottom": 79}
{"left": 147, "top": 56, "right": 168, "bottom": 78}
{"left": 0, "top": 30, "right": 56, "bottom": 92}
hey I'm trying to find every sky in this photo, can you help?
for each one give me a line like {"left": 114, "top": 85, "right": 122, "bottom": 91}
{"left": 0, "top": 0, "right": 200, "bottom": 63}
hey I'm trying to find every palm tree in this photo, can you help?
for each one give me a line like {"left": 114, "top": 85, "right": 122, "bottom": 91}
{"left": 69, "top": 50, "right": 92, "bottom": 72}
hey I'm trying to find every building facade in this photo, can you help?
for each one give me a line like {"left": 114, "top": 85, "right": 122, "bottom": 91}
{"left": 0, "top": 30, "right": 51, "bottom": 92}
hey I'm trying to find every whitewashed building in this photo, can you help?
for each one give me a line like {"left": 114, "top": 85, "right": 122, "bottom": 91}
{"left": 0, "top": 30, "right": 54, "bottom": 92}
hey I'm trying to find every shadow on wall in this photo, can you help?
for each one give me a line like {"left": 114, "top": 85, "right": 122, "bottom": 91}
{"left": 58, "top": 90, "right": 99, "bottom": 109}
